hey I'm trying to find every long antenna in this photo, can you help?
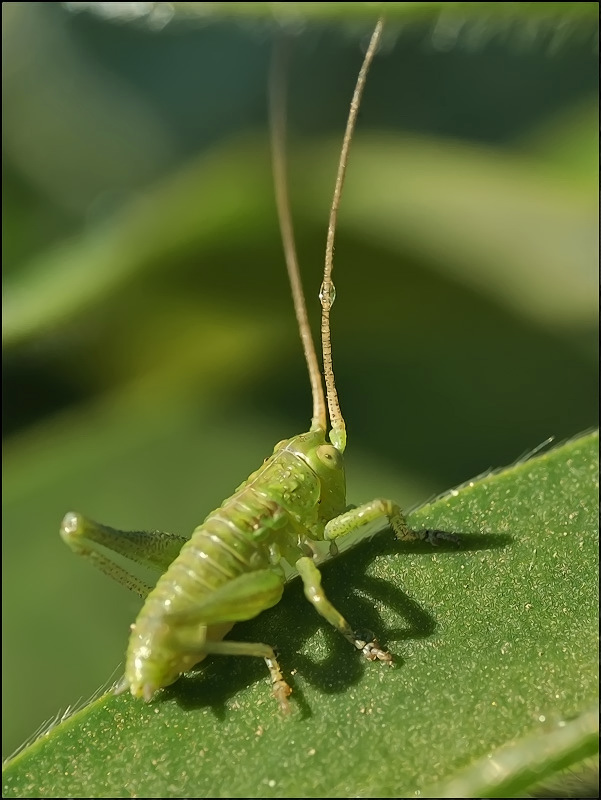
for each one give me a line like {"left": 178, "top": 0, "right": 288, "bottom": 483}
{"left": 321, "top": 18, "right": 384, "bottom": 453}
{"left": 269, "top": 35, "right": 327, "bottom": 434}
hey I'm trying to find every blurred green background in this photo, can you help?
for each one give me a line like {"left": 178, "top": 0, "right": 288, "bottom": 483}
{"left": 2, "top": 3, "right": 598, "bottom": 759}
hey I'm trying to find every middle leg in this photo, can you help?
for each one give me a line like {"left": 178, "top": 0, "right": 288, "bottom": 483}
{"left": 295, "top": 556, "right": 392, "bottom": 664}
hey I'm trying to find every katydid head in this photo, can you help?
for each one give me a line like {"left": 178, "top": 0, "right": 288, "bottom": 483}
{"left": 311, "top": 442, "right": 346, "bottom": 522}
{"left": 270, "top": 19, "right": 384, "bottom": 456}
{"left": 285, "top": 430, "right": 346, "bottom": 522}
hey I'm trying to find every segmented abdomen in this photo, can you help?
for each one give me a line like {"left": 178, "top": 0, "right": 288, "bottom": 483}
{"left": 143, "top": 491, "right": 280, "bottom": 620}
{"left": 125, "top": 446, "right": 321, "bottom": 694}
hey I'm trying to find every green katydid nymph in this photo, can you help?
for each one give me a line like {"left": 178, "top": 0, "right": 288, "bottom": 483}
{"left": 60, "top": 18, "right": 457, "bottom": 713}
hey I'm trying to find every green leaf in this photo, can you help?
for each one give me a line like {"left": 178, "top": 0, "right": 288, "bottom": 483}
{"left": 170, "top": 2, "right": 599, "bottom": 24}
{"left": 1, "top": 145, "right": 275, "bottom": 347}
{"left": 428, "top": 703, "right": 598, "bottom": 798}
{"left": 4, "top": 132, "right": 596, "bottom": 347}
{"left": 3, "top": 430, "right": 597, "bottom": 798}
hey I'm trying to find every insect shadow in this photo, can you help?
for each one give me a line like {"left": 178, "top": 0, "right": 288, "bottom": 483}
{"left": 166, "top": 529, "right": 511, "bottom": 718}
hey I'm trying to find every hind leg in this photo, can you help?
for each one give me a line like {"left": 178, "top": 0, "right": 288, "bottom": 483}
{"left": 168, "top": 570, "right": 292, "bottom": 711}
{"left": 60, "top": 512, "right": 188, "bottom": 597}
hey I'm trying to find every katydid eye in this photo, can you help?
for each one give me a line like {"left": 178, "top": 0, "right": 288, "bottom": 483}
{"left": 317, "top": 445, "right": 342, "bottom": 469}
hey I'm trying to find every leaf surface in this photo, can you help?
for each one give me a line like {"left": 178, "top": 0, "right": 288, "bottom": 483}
{"left": 3, "top": 431, "right": 598, "bottom": 798}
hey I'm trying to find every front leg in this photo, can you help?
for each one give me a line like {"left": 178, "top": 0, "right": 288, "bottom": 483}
{"left": 324, "top": 499, "right": 459, "bottom": 546}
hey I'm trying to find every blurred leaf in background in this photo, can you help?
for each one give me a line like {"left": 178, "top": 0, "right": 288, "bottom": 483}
{"left": 2, "top": 0, "right": 598, "bottom": 769}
